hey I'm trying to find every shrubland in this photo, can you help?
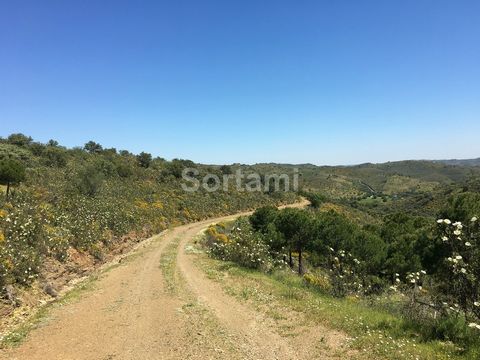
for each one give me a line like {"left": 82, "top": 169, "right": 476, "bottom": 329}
{"left": 203, "top": 187, "right": 480, "bottom": 358}
{"left": 0, "top": 133, "right": 297, "bottom": 295}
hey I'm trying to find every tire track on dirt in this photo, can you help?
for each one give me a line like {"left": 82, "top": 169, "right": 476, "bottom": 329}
{"left": 1, "top": 230, "right": 187, "bottom": 359}
{"left": 177, "top": 224, "right": 300, "bottom": 359}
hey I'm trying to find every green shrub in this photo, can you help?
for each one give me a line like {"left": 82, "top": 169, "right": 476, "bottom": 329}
{"left": 205, "top": 217, "right": 285, "bottom": 272}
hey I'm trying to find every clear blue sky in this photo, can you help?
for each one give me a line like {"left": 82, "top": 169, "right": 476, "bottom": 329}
{"left": 1, "top": 1, "right": 479, "bottom": 165}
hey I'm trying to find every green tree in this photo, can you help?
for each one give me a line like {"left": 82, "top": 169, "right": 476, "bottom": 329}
{"left": 116, "top": 162, "right": 133, "bottom": 178}
{"left": 42, "top": 146, "right": 68, "bottom": 167}
{"left": 348, "top": 231, "right": 386, "bottom": 275}
{"left": 250, "top": 206, "right": 278, "bottom": 233}
{"left": 0, "top": 159, "right": 26, "bottom": 198}
{"left": 47, "top": 139, "right": 59, "bottom": 147}
{"left": 311, "top": 211, "right": 356, "bottom": 255}
{"left": 440, "top": 192, "right": 480, "bottom": 224}
{"left": 136, "top": 152, "right": 152, "bottom": 168}
{"left": 84, "top": 141, "right": 103, "bottom": 154}
{"left": 275, "top": 208, "right": 315, "bottom": 274}
{"left": 75, "top": 164, "right": 104, "bottom": 196}
{"left": 380, "top": 213, "right": 432, "bottom": 277}
{"left": 119, "top": 150, "right": 131, "bottom": 156}
{"left": 220, "top": 165, "right": 233, "bottom": 175}
{"left": 303, "top": 191, "right": 327, "bottom": 208}
{"left": 7, "top": 133, "right": 33, "bottom": 147}
{"left": 250, "top": 206, "right": 289, "bottom": 262}
{"left": 29, "top": 142, "right": 46, "bottom": 156}
{"left": 163, "top": 159, "right": 194, "bottom": 179}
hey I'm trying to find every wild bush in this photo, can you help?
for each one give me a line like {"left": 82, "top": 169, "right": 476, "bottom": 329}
{"left": 205, "top": 217, "right": 285, "bottom": 272}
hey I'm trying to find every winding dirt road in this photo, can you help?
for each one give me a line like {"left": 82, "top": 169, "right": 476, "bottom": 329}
{"left": 1, "top": 201, "right": 347, "bottom": 360}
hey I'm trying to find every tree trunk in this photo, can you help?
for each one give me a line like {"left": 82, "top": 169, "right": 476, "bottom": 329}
{"left": 298, "top": 249, "right": 304, "bottom": 275}
{"left": 6, "top": 181, "right": 10, "bottom": 199}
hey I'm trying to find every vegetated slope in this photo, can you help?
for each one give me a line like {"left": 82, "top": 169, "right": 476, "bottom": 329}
{"left": 0, "top": 134, "right": 298, "bottom": 329}
{"left": 203, "top": 190, "right": 480, "bottom": 359}
{"left": 252, "top": 160, "right": 480, "bottom": 196}
{"left": 246, "top": 160, "right": 480, "bottom": 221}
{"left": 433, "top": 158, "right": 480, "bottom": 167}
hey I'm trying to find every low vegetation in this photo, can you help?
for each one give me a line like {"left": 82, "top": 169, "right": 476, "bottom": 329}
{"left": 0, "top": 133, "right": 297, "bottom": 298}
{"left": 203, "top": 190, "right": 480, "bottom": 358}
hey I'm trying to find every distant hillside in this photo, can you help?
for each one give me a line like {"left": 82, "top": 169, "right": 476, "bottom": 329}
{"left": 248, "top": 160, "right": 480, "bottom": 200}
{"left": 432, "top": 158, "right": 480, "bottom": 167}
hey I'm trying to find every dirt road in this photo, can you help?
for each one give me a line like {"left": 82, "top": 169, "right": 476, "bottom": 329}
{"left": 1, "top": 201, "right": 347, "bottom": 359}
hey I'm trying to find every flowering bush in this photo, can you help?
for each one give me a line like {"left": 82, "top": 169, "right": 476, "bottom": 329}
{"left": 326, "top": 247, "right": 363, "bottom": 297}
{"left": 205, "top": 217, "right": 286, "bottom": 272}
{"left": 303, "top": 271, "right": 332, "bottom": 293}
{"left": 0, "top": 192, "right": 49, "bottom": 287}
{"left": 435, "top": 217, "right": 480, "bottom": 327}
{"left": 384, "top": 216, "right": 480, "bottom": 349}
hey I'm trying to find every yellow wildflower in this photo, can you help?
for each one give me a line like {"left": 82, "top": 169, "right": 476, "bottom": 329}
{"left": 152, "top": 201, "right": 164, "bottom": 209}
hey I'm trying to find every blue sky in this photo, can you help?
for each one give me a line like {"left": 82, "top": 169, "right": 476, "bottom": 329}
{"left": 1, "top": 1, "right": 479, "bottom": 165}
